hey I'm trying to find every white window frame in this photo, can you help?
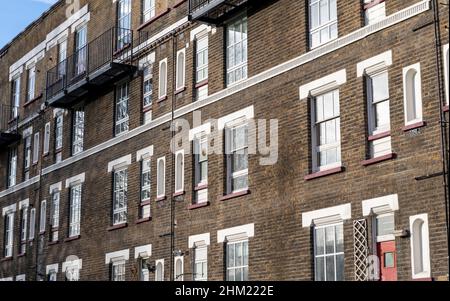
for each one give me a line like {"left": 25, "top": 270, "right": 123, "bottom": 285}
{"left": 24, "top": 134, "right": 32, "bottom": 171}
{"left": 43, "top": 122, "right": 51, "bottom": 155}
{"left": 195, "top": 34, "right": 209, "bottom": 84}
{"left": 193, "top": 245, "right": 208, "bottom": 281}
{"left": 142, "top": 0, "right": 155, "bottom": 23}
{"left": 26, "top": 66, "right": 36, "bottom": 102}
{"left": 140, "top": 157, "right": 151, "bottom": 202}
{"left": 55, "top": 113, "right": 63, "bottom": 152}
{"left": 50, "top": 187, "right": 61, "bottom": 242}
{"left": 115, "top": 82, "right": 130, "bottom": 136}
{"left": 225, "top": 119, "right": 249, "bottom": 194}
{"left": 19, "top": 204, "right": 28, "bottom": 255}
{"left": 176, "top": 49, "right": 186, "bottom": 91}
{"left": 11, "top": 76, "right": 21, "bottom": 119}
{"left": 46, "top": 264, "right": 59, "bottom": 281}
{"left": 174, "top": 256, "right": 184, "bottom": 281}
{"left": 364, "top": 0, "right": 386, "bottom": 25}
{"left": 309, "top": 0, "right": 338, "bottom": 49}
{"left": 158, "top": 59, "right": 168, "bottom": 100}
{"left": 402, "top": 63, "right": 423, "bottom": 125}
{"left": 29, "top": 208, "right": 36, "bottom": 240}
{"left": 409, "top": 214, "right": 431, "bottom": 279}
{"left": 111, "top": 260, "right": 126, "bottom": 281}
{"left": 311, "top": 89, "right": 342, "bottom": 172}
{"left": 194, "top": 134, "right": 209, "bottom": 204}
{"left": 113, "top": 168, "right": 128, "bottom": 225}
{"left": 3, "top": 210, "right": 15, "bottom": 258}
{"left": 72, "top": 109, "right": 85, "bottom": 155}
{"left": 313, "top": 222, "right": 345, "bottom": 281}
{"left": 157, "top": 157, "right": 166, "bottom": 199}
{"left": 116, "top": 0, "right": 132, "bottom": 50}
{"left": 39, "top": 200, "right": 47, "bottom": 234}
{"left": 175, "top": 150, "right": 185, "bottom": 194}
{"left": 155, "top": 259, "right": 164, "bottom": 281}
{"left": 443, "top": 44, "right": 449, "bottom": 106}
{"left": 68, "top": 184, "right": 82, "bottom": 237}
{"left": 7, "top": 147, "right": 17, "bottom": 188}
{"left": 142, "top": 64, "right": 153, "bottom": 109}
{"left": 226, "top": 239, "right": 249, "bottom": 281}
{"left": 226, "top": 15, "right": 248, "bottom": 86}
{"left": 33, "top": 132, "right": 40, "bottom": 164}
{"left": 374, "top": 212, "right": 395, "bottom": 242}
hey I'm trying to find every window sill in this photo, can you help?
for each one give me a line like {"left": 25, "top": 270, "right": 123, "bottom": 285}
{"left": 39, "top": 231, "right": 46, "bottom": 236}
{"left": 188, "top": 202, "right": 210, "bottom": 210}
{"left": 1, "top": 257, "right": 13, "bottom": 262}
{"left": 17, "top": 253, "right": 26, "bottom": 258}
{"left": 173, "top": 191, "right": 185, "bottom": 197}
{"left": 136, "top": 217, "right": 152, "bottom": 224}
{"left": 304, "top": 166, "right": 344, "bottom": 181}
{"left": 113, "top": 43, "right": 131, "bottom": 56}
{"left": 48, "top": 241, "right": 59, "bottom": 246}
{"left": 172, "top": 0, "right": 187, "bottom": 9}
{"left": 402, "top": 121, "right": 426, "bottom": 132}
{"left": 8, "top": 117, "right": 19, "bottom": 125}
{"left": 362, "top": 153, "right": 396, "bottom": 166}
{"left": 64, "top": 235, "right": 81, "bottom": 243}
{"left": 218, "top": 190, "right": 250, "bottom": 202}
{"left": 143, "top": 105, "right": 153, "bottom": 113}
{"left": 23, "top": 93, "right": 43, "bottom": 107}
{"left": 194, "top": 184, "right": 208, "bottom": 191}
{"left": 158, "top": 95, "right": 168, "bottom": 103}
{"left": 140, "top": 200, "right": 151, "bottom": 206}
{"left": 107, "top": 223, "right": 128, "bottom": 231}
{"left": 364, "top": 0, "right": 385, "bottom": 10}
{"left": 368, "top": 131, "right": 390, "bottom": 141}
{"left": 42, "top": 152, "right": 50, "bottom": 158}
{"left": 175, "top": 87, "right": 186, "bottom": 95}
{"left": 412, "top": 277, "right": 432, "bottom": 281}
{"left": 195, "top": 80, "right": 208, "bottom": 89}
{"left": 443, "top": 105, "right": 449, "bottom": 112}
{"left": 137, "top": 9, "right": 171, "bottom": 31}
{"left": 156, "top": 196, "right": 166, "bottom": 202}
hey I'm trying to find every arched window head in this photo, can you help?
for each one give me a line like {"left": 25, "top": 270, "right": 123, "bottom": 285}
{"left": 403, "top": 63, "right": 423, "bottom": 125}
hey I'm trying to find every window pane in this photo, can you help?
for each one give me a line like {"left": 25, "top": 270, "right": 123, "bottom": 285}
{"left": 326, "top": 255, "right": 335, "bottom": 281}
{"left": 315, "top": 257, "right": 325, "bottom": 281}
{"left": 336, "top": 254, "right": 344, "bottom": 280}
{"left": 315, "top": 228, "right": 325, "bottom": 255}
{"left": 376, "top": 214, "right": 395, "bottom": 236}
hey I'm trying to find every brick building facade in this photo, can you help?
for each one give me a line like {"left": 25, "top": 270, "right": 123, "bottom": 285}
{"left": 0, "top": 0, "right": 448, "bottom": 281}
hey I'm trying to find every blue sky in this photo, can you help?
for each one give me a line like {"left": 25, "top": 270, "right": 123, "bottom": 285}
{"left": 0, "top": 0, "right": 57, "bottom": 49}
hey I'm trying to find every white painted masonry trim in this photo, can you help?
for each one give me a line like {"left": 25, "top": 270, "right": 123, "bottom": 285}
{"left": 357, "top": 50, "right": 393, "bottom": 77}
{"left": 136, "top": 146, "right": 154, "bottom": 162}
{"left": 302, "top": 203, "right": 352, "bottom": 227}
{"left": 15, "top": 275, "right": 26, "bottom": 281}
{"left": 189, "top": 123, "right": 211, "bottom": 141}
{"left": 62, "top": 259, "right": 83, "bottom": 271}
{"left": 105, "top": 249, "right": 130, "bottom": 264}
{"left": 218, "top": 106, "right": 254, "bottom": 130}
{"left": 46, "top": 263, "right": 59, "bottom": 274}
{"left": 217, "top": 224, "right": 255, "bottom": 243}
{"left": 2, "top": 204, "right": 17, "bottom": 216}
{"left": 49, "top": 182, "right": 62, "bottom": 193}
{"left": 188, "top": 233, "right": 211, "bottom": 248}
{"left": 107, "top": 154, "right": 132, "bottom": 172}
{"left": 190, "top": 24, "right": 212, "bottom": 41}
{"left": 0, "top": 1, "right": 431, "bottom": 200}
{"left": 362, "top": 194, "right": 399, "bottom": 216}
{"left": 134, "top": 244, "right": 152, "bottom": 259}
{"left": 409, "top": 213, "right": 431, "bottom": 279}
{"left": 299, "top": 69, "right": 347, "bottom": 100}
{"left": 19, "top": 199, "right": 30, "bottom": 209}
{"left": 65, "top": 173, "right": 86, "bottom": 188}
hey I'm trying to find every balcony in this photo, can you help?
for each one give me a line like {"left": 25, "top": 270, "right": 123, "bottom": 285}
{"left": 0, "top": 104, "right": 20, "bottom": 150}
{"left": 189, "top": 0, "right": 249, "bottom": 24}
{"left": 46, "top": 27, "right": 137, "bottom": 108}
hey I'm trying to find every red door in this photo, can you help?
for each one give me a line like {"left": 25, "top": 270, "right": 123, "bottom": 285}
{"left": 377, "top": 241, "right": 397, "bottom": 281}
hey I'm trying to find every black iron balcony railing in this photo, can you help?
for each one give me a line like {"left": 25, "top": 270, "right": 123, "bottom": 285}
{"left": 46, "top": 27, "right": 136, "bottom": 108}
{"left": 189, "top": 0, "right": 248, "bottom": 24}
{"left": 0, "top": 104, "right": 20, "bottom": 150}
